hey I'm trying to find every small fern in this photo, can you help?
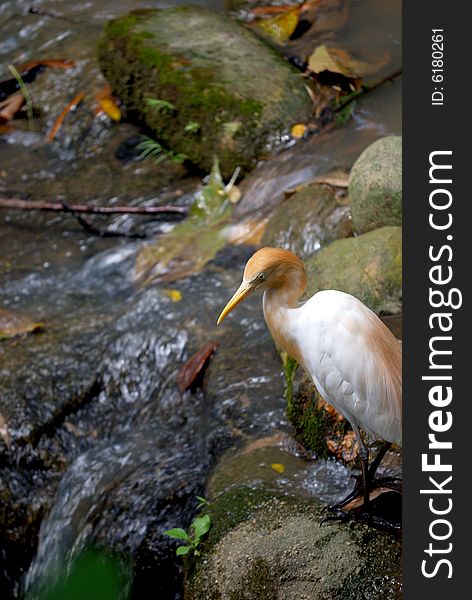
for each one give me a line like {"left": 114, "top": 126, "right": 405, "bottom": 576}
{"left": 146, "top": 98, "right": 175, "bottom": 114}
{"left": 184, "top": 121, "right": 200, "bottom": 134}
{"left": 137, "top": 136, "right": 187, "bottom": 165}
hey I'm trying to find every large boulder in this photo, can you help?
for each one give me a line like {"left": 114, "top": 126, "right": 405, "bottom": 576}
{"left": 185, "top": 444, "right": 402, "bottom": 600}
{"left": 305, "top": 226, "right": 402, "bottom": 315}
{"left": 97, "top": 7, "right": 313, "bottom": 178}
{"left": 349, "top": 136, "right": 402, "bottom": 233}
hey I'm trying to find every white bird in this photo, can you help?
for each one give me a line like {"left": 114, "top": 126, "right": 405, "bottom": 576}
{"left": 217, "top": 247, "right": 402, "bottom": 510}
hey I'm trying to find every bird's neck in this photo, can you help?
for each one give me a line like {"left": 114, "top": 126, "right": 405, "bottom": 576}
{"left": 262, "top": 283, "right": 305, "bottom": 366}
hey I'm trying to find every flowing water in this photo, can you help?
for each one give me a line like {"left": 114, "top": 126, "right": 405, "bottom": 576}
{"left": 0, "top": 1, "right": 401, "bottom": 598}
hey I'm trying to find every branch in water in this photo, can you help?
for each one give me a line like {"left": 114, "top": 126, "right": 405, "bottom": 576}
{"left": 0, "top": 197, "right": 188, "bottom": 216}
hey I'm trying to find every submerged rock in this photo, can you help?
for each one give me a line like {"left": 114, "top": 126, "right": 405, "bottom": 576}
{"left": 97, "top": 6, "right": 313, "bottom": 177}
{"left": 304, "top": 226, "right": 402, "bottom": 315}
{"left": 349, "top": 136, "right": 402, "bottom": 234}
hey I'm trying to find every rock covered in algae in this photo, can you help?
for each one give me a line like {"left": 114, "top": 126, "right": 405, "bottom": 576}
{"left": 349, "top": 136, "right": 402, "bottom": 234}
{"left": 304, "top": 226, "right": 402, "bottom": 315}
{"left": 97, "top": 6, "right": 313, "bottom": 178}
{"left": 185, "top": 474, "right": 401, "bottom": 599}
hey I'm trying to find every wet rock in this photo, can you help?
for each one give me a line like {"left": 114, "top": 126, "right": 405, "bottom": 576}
{"left": 304, "top": 226, "right": 402, "bottom": 315}
{"left": 261, "top": 183, "right": 352, "bottom": 259}
{"left": 349, "top": 136, "right": 402, "bottom": 234}
{"left": 97, "top": 7, "right": 313, "bottom": 178}
{"left": 185, "top": 486, "right": 402, "bottom": 600}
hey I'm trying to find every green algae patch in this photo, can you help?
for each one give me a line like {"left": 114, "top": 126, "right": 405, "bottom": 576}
{"left": 97, "top": 6, "right": 313, "bottom": 178}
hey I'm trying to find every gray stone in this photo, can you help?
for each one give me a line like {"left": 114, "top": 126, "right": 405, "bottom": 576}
{"left": 349, "top": 136, "right": 402, "bottom": 233}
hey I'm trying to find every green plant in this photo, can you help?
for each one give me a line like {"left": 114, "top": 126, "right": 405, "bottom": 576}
{"left": 164, "top": 499, "right": 212, "bottom": 557}
{"left": 146, "top": 97, "right": 175, "bottom": 113}
{"left": 136, "top": 136, "right": 187, "bottom": 165}
{"left": 184, "top": 121, "right": 200, "bottom": 134}
{"left": 8, "top": 64, "right": 33, "bottom": 128}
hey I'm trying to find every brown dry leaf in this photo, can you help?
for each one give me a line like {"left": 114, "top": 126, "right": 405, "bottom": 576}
{"left": 0, "top": 412, "right": 12, "bottom": 449}
{"left": 46, "top": 90, "right": 85, "bottom": 143}
{"left": 16, "top": 59, "right": 75, "bottom": 71}
{"left": 177, "top": 342, "right": 218, "bottom": 393}
{"left": 0, "top": 307, "right": 43, "bottom": 339}
{"left": 0, "top": 94, "right": 24, "bottom": 123}
{"left": 251, "top": 6, "right": 301, "bottom": 44}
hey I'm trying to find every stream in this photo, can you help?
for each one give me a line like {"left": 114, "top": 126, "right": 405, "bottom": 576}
{"left": 1, "top": 1, "right": 401, "bottom": 598}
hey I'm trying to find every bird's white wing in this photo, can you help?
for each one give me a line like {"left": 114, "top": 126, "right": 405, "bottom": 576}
{"left": 290, "top": 290, "right": 402, "bottom": 445}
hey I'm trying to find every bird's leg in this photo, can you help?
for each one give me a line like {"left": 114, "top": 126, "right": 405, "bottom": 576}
{"left": 352, "top": 424, "right": 370, "bottom": 508}
{"left": 368, "top": 441, "right": 390, "bottom": 479}
{"left": 327, "top": 425, "right": 370, "bottom": 511}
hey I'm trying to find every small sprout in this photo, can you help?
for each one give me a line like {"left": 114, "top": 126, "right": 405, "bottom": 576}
{"left": 184, "top": 121, "right": 200, "bottom": 133}
{"left": 146, "top": 98, "right": 175, "bottom": 113}
{"left": 164, "top": 497, "right": 212, "bottom": 557}
{"left": 196, "top": 495, "right": 210, "bottom": 509}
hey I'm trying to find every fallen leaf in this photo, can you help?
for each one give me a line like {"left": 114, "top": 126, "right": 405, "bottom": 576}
{"left": 342, "top": 487, "right": 399, "bottom": 511}
{"left": 251, "top": 6, "right": 301, "bottom": 44}
{"left": 46, "top": 90, "right": 85, "bottom": 143}
{"left": 0, "top": 93, "right": 24, "bottom": 123}
{"left": 0, "top": 307, "right": 43, "bottom": 339}
{"left": 98, "top": 97, "right": 121, "bottom": 121}
{"left": 16, "top": 59, "right": 75, "bottom": 71}
{"left": 271, "top": 463, "right": 285, "bottom": 474}
{"left": 285, "top": 167, "right": 350, "bottom": 196}
{"left": 291, "top": 123, "right": 306, "bottom": 138}
{"left": 177, "top": 342, "right": 218, "bottom": 393}
{"left": 308, "top": 45, "right": 361, "bottom": 91}
{"left": 163, "top": 288, "right": 182, "bottom": 302}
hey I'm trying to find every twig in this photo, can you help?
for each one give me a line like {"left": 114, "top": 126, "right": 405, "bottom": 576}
{"left": 0, "top": 198, "right": 187, "bottom": 216}
{"left": 60, "top": 201, "right": 146, "bottom": 239}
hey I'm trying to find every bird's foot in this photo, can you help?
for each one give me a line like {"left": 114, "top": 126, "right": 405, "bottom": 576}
{"left": 322, "top": 488, "right": 402, "bottom": 535}
{"left": 327, "top": 475, "right": 402, "bottom": 511}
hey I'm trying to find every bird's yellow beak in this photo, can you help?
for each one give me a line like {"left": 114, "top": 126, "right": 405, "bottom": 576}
{"left": 217, "top": 281, "right": 253, "bottom": 325}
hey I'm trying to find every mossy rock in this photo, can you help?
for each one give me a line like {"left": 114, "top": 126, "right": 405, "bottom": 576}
{"left": 349, "top": 136, "right": 402, "bottom": 233}
{"left": 305, "top": 226, "right": 402, "bottom": 315}
{"left": 285, "top": 358, "right": 352, "bottom": 461}
{"left": 261, "top": 183, "right": 352, "bottom": 260}
{"left": 185, "top": 487, "right": 402, "bottom": 600}
{"left": 97, "top": 7, "right": 313, "bottom": 178}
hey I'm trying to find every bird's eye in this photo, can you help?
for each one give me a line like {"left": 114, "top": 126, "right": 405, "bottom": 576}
{"left": 258, "top": 272, "right": 266, "bottom": 281}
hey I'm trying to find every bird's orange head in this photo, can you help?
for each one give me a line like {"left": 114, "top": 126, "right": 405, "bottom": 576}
{"left": 217, "top": 247, "right": 307, "bottom": 324}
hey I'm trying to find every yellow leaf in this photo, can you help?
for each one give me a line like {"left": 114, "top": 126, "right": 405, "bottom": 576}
{"left": 308, "top": 45, "right": 356, "bottom": 78}
{"left": 163, "top": 289, "right": 182, "bottom": 302}
{"left": 99, "top": 97, "right": 121, "bottom": 121}
{"left": 253, "top": 6, "right": 300, "bottom": 45}
{"left": 290, "top": 123, "right": 306, "bottom": 139}
{"left": 271, "top": 463, "right": 285, "bottom": 474}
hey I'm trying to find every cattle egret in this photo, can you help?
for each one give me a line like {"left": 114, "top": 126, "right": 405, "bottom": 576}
{"left": 217, "top": 247, "right": 401, "bottom": 511}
